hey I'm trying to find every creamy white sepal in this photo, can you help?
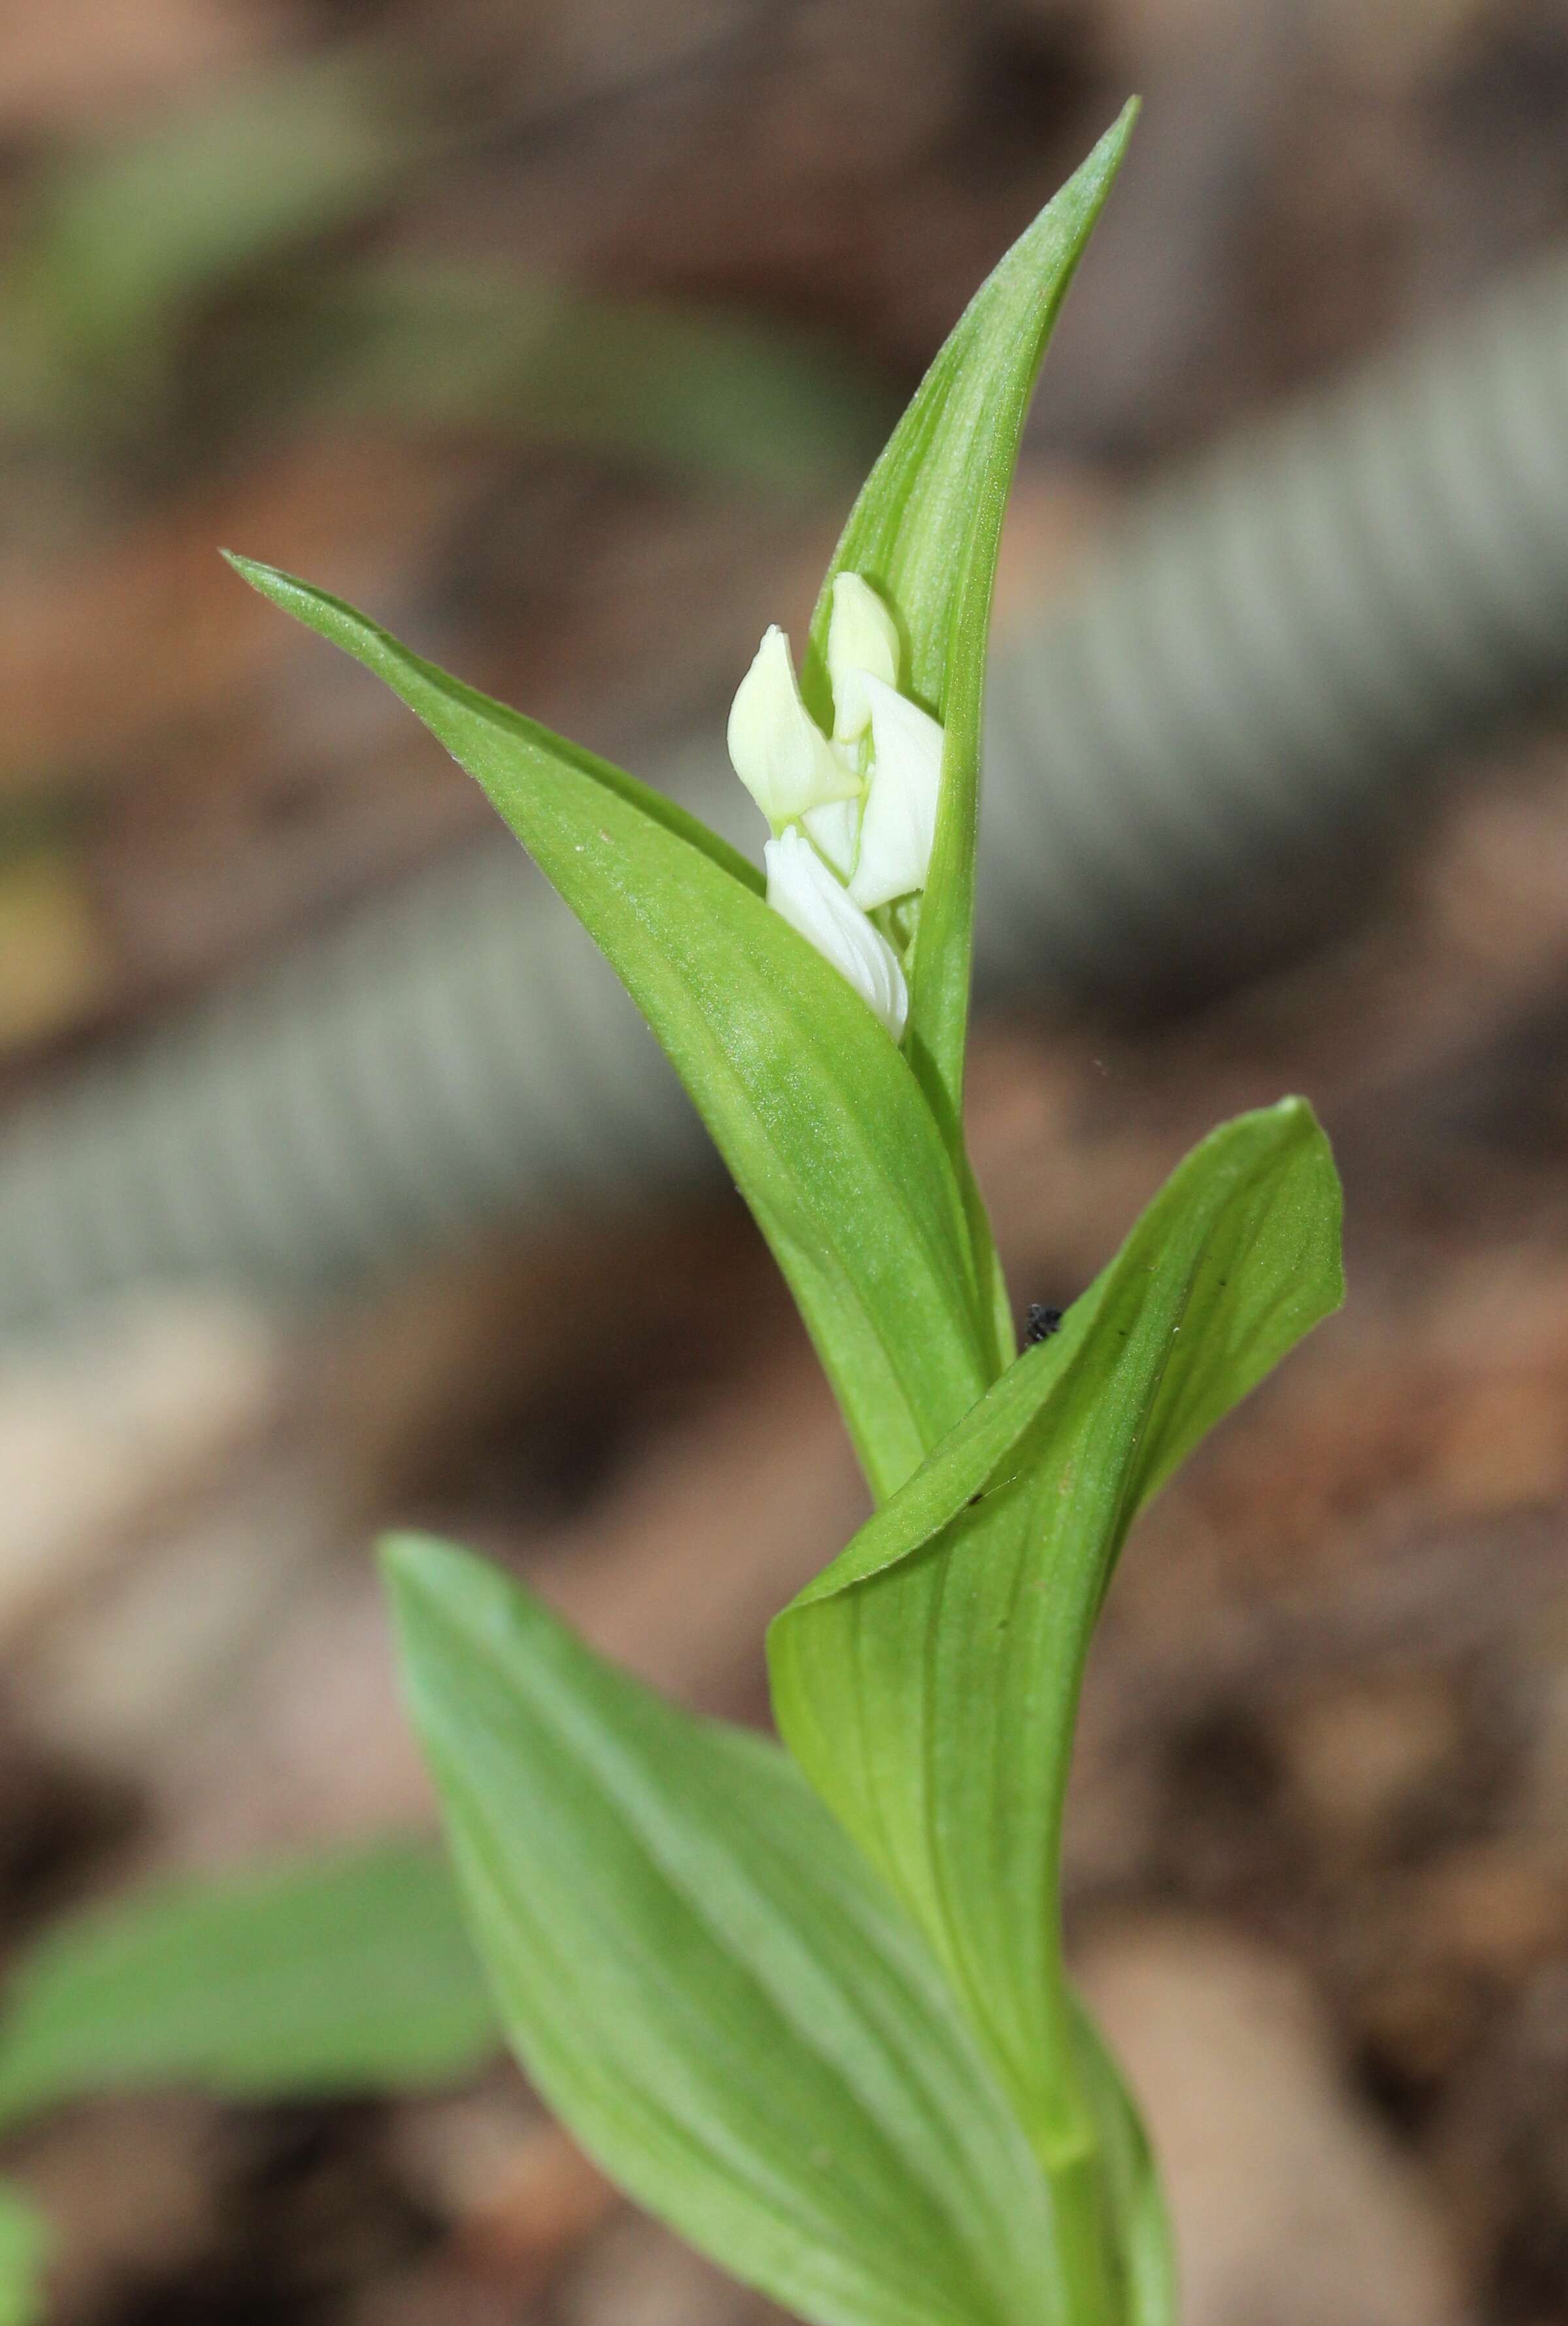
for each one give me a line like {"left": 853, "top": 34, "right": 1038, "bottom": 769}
{"left": 764, "top": 828, "right": 908, "bottom": 1041}
{"left": 826, "top": 573, "right": 902, "bottom": 742}
{"left": 801, "top": 790, "right": 862, "bottom": 882}
{"left": 847, "top": 676, "right": 944, "bottom": 910}
{"left": 727, "top": 625, "right": 857, "bottom": 833}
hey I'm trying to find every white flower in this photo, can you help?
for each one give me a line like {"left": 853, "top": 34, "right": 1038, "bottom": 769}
{"left": 847, "top": 675, "right": 943, "bottom": 910}
{"left": 726, "top": 625, "right": 858, "bottom": 834}
{"left": 728, "top": 576, "right": 943, "bottom": 1033}
{"left": 826, "top": 572, "right": 901, "bottom": 742}
{"left": 800, "top": 783, "right": 862, "bottom": 881}
{"left": 764, "top": 828, "right": 907, "bottom": 1041}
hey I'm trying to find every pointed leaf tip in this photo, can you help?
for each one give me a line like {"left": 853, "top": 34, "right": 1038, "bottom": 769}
{"left": 223, "top": 548, "right": 278, "bottom": 587}
{"left": 378, "top": 1527, "right": 444, "bottom": 1594}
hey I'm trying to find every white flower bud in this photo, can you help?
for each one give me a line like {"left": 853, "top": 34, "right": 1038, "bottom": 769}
{"left": 826, "top": 573, "right": 901, "bottom": 742}
{"left": 847, "top": 675, "right": 944, "bottom": 910}
{"left": 727, "top": 625, "right": 858, "bottom": 834}
{"left": 765, "top": 828, "right": 907, "bottom": 1041}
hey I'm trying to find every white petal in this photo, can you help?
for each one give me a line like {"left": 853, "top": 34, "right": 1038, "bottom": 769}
{"left": 765, "top": 829, "right": 907, "bottom": 1041}
{"left": 727, "top": 625, "right": 858, "bottom": 833}
{"left": 801, "top": 789, "right": 862, "bottom": 881}
{"left": 847, "top": 676, "right": 944, "bottom": 910}
{"left": 827, "top": 573, "right": 902, "bottom": 742}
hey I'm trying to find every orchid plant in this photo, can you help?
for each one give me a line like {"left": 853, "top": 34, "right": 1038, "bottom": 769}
{"left": 0, "top": 106, "right": 1344, "bottom": 2326}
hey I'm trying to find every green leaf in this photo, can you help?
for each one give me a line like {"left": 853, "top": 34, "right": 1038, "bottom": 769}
{"left": 770, "top": 1101, "right": 1343, "bottom": 2163}
{"left": 0, "top": 1841, "right": 497, "bottom": 2129}
{"left": 0, "top": 2186, "right": 46, "bottom": 2326}
{"left": 800, "top": 106, "right": 1136, "bottom": 1210}
{"left": 227, "top": 559, "right": 993, "bottom": 1499}
{"left": 384, "top": 1530, "right": 1068, "bottom": 2326}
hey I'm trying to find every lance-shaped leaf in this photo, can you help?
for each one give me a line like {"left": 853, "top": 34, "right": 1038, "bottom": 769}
{"left": 0, "top": 1841, "right": 497, "bottom": 2129}
{"left": 227, "top": 561, "right": 994, "bottom": 1500}
{"left": 770, "top": 1101, "right": 1343, "bottom": 2159}
{"left": 384, "top": 1531, "right": 1068, "bottom": 2326}
{"left": 800, "top": 106, "right": 1135, "bottom": 1214}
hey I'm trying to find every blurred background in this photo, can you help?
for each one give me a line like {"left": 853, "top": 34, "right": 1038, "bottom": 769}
{"left": 3, "top": 1, "right": 1568, "bottom": 2321}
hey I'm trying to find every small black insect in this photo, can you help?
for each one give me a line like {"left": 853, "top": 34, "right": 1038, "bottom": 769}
{"left": 1024, "top": 1303, "right": 1063, "bottom": 1345}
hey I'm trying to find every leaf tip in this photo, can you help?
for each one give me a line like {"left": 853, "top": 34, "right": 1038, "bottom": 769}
{"left": 1266, "top": 1094, "right": 1347, "bottom": 1315}
{"left": 379, "top": 1533, "right": 482, "bottom": 1660}
{"left": 222, "top": 548, "right": 316, "bottom": 619}
{"left": 378, "top": 1530, "right": 536, "bottom": 1685}
{"left": 378, "top": 1528, "right": 459, "bottom": 1606}
{"left": 1080, "top": 94, "right": 1141, "bottom": 188}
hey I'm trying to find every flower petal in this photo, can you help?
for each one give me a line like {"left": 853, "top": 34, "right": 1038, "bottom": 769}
{"left": 847, "top": 678, "right": 944, "bottom": 910}
{"left": 728, "top": 627, "right": 859, "bottom": 832}
{"left": 765, "top": 829, "right": 908, "bottom": 1041}
{"left": 828, "top": 574, "right": 902, "bottom": 743}
{"left": 802, "top": 789, "right": 863, "bottom": 883}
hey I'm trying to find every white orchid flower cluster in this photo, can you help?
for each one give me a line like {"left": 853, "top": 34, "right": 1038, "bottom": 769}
{"left": 725, "top": 574, "right": 944, "bottom": 1043}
